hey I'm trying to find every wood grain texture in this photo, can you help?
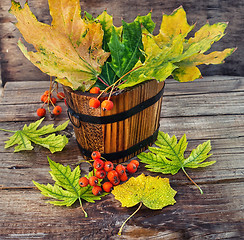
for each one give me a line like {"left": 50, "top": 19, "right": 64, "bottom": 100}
{"left": 0, "top": 0, "right": 242, "bottom": 86}
{"left": 0, "top": 76, "right": 243, "bottom": 239}
{"left": 63, "top": 80, "right": 164, "bottom": 163}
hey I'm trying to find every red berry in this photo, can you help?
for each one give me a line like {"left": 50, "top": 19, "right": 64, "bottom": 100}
{"left": 89, "top": 87, "right": 100, "bottom": 94}
{"left": 41, "top": 95, "right": 48, "bottom": 103}
{"left": 101, "top": 100, "right": 113, "bottom": 111}
{"left": 57, "top": 92, "right": 65, "bottom": 100}
{"left": 107, "top": 170, "right": 119, "bottom": 182}
{"left": 64, "top": 99, "right": 67, "bottom": 106}
{"left": 91, "top": 151, "right": 101, "bottom": 160}
{"left": 78, "top": 177, "right": 89, "bottom": 187}
{"left": 119, "top": 172, "right": 128, "bottom": 182}
{"left": 95, "top": 169, "right": 106, "bottom": 179}
{"left": 115, "top": 164, "right": 126, "bottom": 176}
{"left": 88, "top": 176, "right": 99, "bottom": 186}
{"left": 93, "top": 159, "right": 104, "bottom": 170}
{"left": 89, "top": 98, "right": 100, "bottom": 109}
{"left": 53, "top": 105, "right": 62, "bottom": 115}
{"left": 104, "top": 161, "right": 114, "bottom": 172}
{"left": 92, "top": 186, "right": 102, "bottom": 196}
{"left": 130, "top": 160, "right": 139, "bottom": 168}
{"left": 44, "top": 90, "right": 49, "bottom": 95}
{"left": 36, "top": 108, "right": 46, "bottom": 117}
{"left": 110, "top": 177, "right": 120, "bottom": 186}
{"left": 102, "top": 182, "right": 113, "bottom": 193}
{"left": 51, "top": 97, "right": 57, "bottom": 104}
{"left": 126, "top": 162, "right": 137, "bottom": 174}
{"left": 41, "top": 94, "right": 47, "bottom": 102}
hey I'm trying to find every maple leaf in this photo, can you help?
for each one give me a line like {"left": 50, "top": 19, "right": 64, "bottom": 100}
{"left": 9, "top": 0, "right": 110, "bottom": 91}
{"left": 112, "top": 173, "right": 176, "bottom": 235}
{"left": 138, "top": 131, "right": 216, "bottom": 194}
{"left": 119, "top": 6, "right": 235, "bottom": 88}
{"left": 1, "top": 118, "right": 69, "bottom": 153}
{"left": 33, "top": 158, "right": 107, "bottom": 217}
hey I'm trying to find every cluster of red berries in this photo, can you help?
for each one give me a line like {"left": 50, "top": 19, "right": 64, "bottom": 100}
{"left": 36, "top": 90, "right": 65, "bottom": 117}
{"left": 89, "top": 87, "right": 114, "bottom": 111}
{"left": 78, "top": 151, "right": 139, "bottom": 196}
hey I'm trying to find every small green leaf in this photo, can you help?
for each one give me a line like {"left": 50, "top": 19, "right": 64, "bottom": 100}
{"left": 138, "top": 131, "right": 216, "bottom": 193}
{"left": 3, "top": 118, "right": 69, "bottom": 153}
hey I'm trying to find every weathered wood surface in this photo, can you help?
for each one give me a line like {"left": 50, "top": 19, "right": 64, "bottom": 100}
{"left": 0, "top": 0, "right": 243, "bottom": 86}
{"left": 0, "top": 76, "right": 244, "bottom": 239}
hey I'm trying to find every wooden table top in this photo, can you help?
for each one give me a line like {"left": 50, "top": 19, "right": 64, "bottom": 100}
{"left": 0, "top": 76, "right": 243, "bottom": 239}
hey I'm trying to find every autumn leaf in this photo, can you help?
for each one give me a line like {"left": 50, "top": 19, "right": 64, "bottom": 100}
{"left": 120, "top": 6, "right": 235, "bottom": 88}
{"left": 112, "top": 173, "right": 176, "bottom": 235}
{"left": 33, "top": 158, "right": 107, "bottom": 217}
{"left": 1, "top": 118, "right": 69, "bottom": 153}
{"left": 138, "top": 131, "right": 216, "bottom": 194}
{"left": 9, "top": 0, "right": 110, "bottom": 91}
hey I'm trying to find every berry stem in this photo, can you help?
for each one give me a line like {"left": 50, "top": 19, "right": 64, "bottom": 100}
{"left": 97, "top": 65, "right": 142, "bottom": 99}
{"left": 78, "top": 197, "right": 88, "bottom": 217}
{"left": 182, "top": 167, "right": 203, "bottom": 194}
{"left": 118, "top": 202, "right": 142, "bottom": 235}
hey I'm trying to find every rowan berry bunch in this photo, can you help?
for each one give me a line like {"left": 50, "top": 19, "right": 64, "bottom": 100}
{"left": 36, "top": 78, "right": 66, "bottom": 118}
{"left": 89, "top": 87, "right": 114, "bottom": 111}
{"left": 78, "top": 151, "right": 140, "bottom": 196}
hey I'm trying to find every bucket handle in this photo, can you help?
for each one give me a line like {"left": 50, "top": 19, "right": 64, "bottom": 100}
{"left": 67, "top": 109, "right": 81, "bottom": 128}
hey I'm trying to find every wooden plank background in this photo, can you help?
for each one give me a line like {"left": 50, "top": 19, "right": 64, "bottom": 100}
{"left": 0, "top": 0, "right": 243, "bottom": 85}
{"left": 0, "top": 76, "right": 243, "bottom": 239}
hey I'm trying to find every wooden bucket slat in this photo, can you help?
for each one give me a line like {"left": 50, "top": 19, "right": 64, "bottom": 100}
{"left": 64, "top": 80, "right": 165, "bottom": 163}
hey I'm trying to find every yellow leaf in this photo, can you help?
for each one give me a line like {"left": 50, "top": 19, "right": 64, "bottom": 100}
{"left": 155, "top": 6, "right": 194, "bottom": 47}
{"left": 9, "top": 0, "right": 110, "bottom": 91}
{"left": 172, "top": 66, "right": 202, "bottom": 82}
{"left": 187, "top": 48, "right": 237, "bottom": 65}
{"left": 188, "top": 22, "right": 227, "bottom": 45}
{"left": 112, "top": 173, "right": 177, "bottom": 209}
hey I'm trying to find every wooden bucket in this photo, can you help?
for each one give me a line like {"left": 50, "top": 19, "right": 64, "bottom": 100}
{"left": 63, "top": 80, "right": 165, "bottom": 163}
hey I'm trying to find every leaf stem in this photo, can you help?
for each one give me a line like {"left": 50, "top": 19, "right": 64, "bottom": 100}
{"left": 78, "top": 197, "right": 88, "bottom": 217}
{"left": 97, "top": 76, "right": 110, "bottom": 87}
{"left": 97, "top": 65, "right": 142, "bottom": 99}
{"left": 118, "top": 202, "right": 142, "bottom": 235}
{"left": 182, "top": 167, "right": 203, "bottom": 194}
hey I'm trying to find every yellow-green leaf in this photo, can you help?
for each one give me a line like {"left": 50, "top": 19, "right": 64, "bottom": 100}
{"left": 155, "top": 6, "right": 194, "bottom": 47}
{"left": 112, "top": 173, "right": 177, "bottom": 209}
{"left": 2, "top": 118, "right": 69, "bottom": 153}
{"left": 138, "top": 131, "right": 216, "bottom": 194}
{"left": 172, "top": 66, "right": 202, "bottom": 82}
{"left": 9, "top": 0, "right": 110, "bottom": 91}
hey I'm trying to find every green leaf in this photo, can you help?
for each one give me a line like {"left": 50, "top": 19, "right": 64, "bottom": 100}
{"left": 33, "top": 158, "right": 107, "bottom": 216}
{"left": 96, "top": 10, "right": 122, "bottom": 52}
{"left": 3, "top": 118, "right": 69, "bottom": 153}
{"left": 108, "top": 20, "right": 144, "bottom": 79}
{"left": 135, "top": 12, "right": 156, "bottom": 34}
{"left": 120, "top": 7, "right": 235, "bottom": 88}
{"left": 138, "top": 131, "right": 216, "bottom": 193}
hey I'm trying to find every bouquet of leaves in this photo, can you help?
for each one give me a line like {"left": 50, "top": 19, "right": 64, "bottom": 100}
{"left": 10, "top": 0, "right": 235, "bottom": 92}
